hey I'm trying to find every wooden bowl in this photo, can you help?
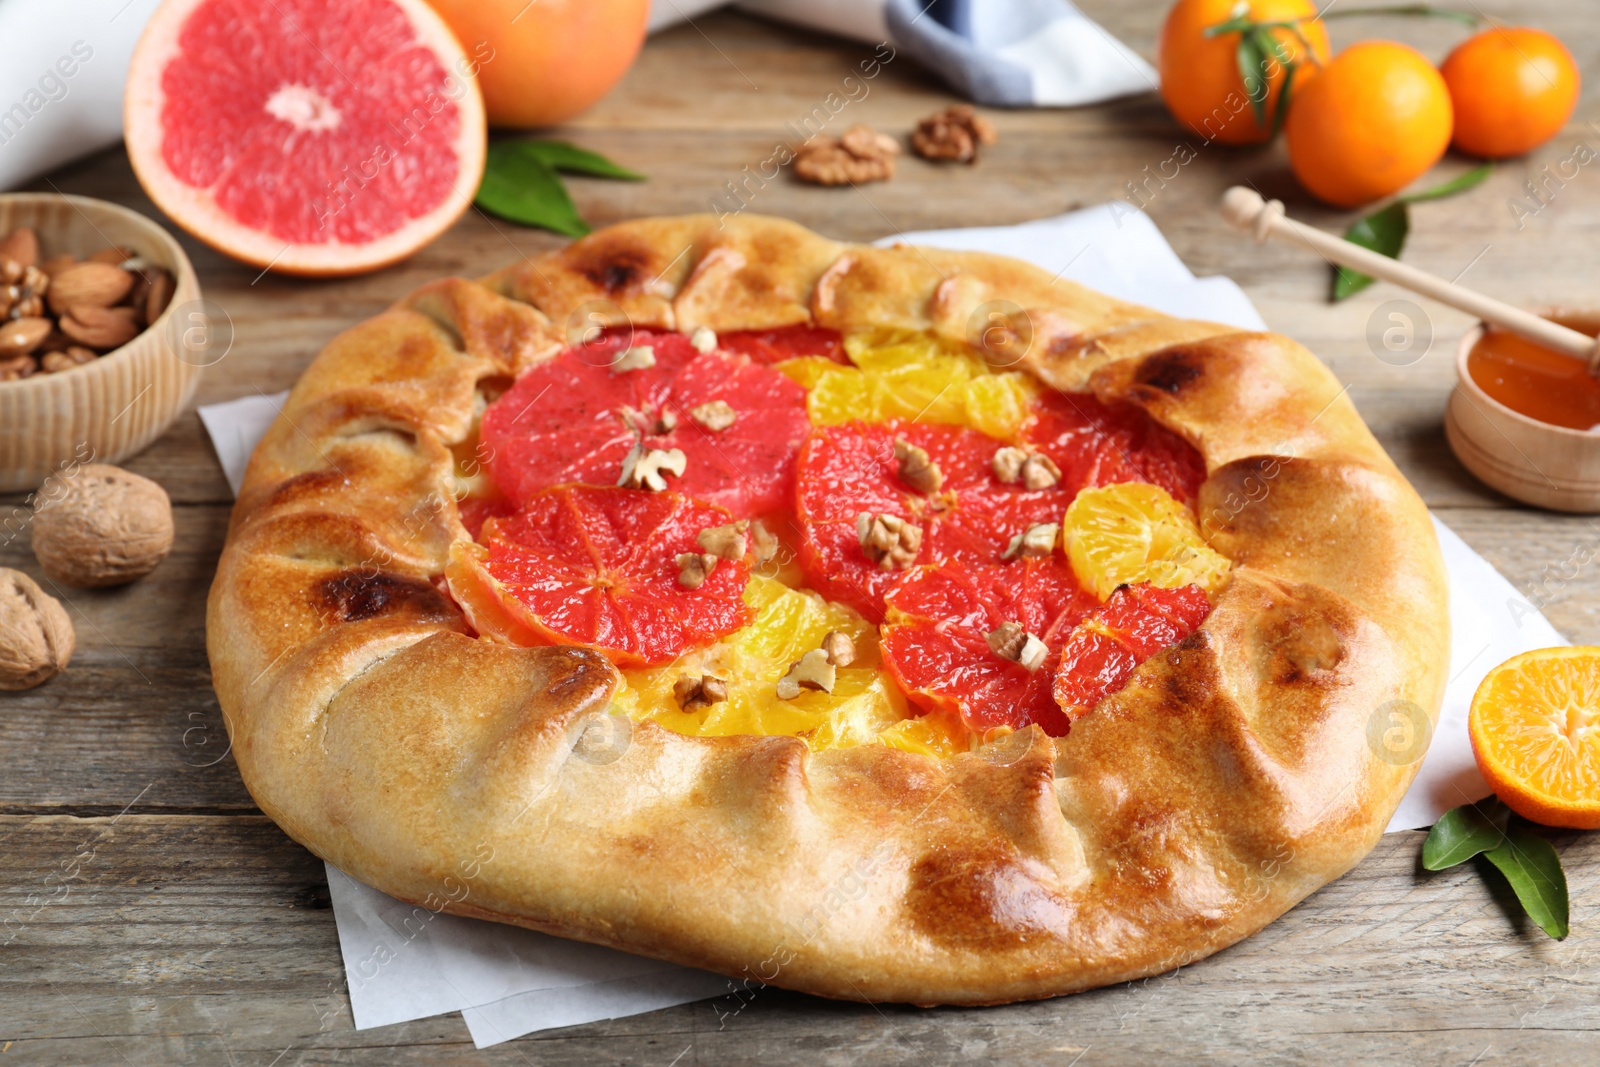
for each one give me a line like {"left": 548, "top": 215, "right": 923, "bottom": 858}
{"left": 0, "top": 193, "right": 205, "bottom": 493}
{"left": 1445, "top": 309, "right": 1600, "bottom": 512}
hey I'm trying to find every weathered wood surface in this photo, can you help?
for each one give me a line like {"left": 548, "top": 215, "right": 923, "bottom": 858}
{"left": 4, "top": 2, "right": 1600, "bottom": 1062}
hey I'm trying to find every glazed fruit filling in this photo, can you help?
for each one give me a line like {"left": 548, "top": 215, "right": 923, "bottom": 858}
{"left": 446, "top": 325, "right": 1230, "bottom": 757}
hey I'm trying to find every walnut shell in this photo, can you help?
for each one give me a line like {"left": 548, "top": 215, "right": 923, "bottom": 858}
{"left": 31, "top": 464, "right": 174, "bottom": 588}
{"left": 0, "top": 568, "right": 74, "bottom": 690}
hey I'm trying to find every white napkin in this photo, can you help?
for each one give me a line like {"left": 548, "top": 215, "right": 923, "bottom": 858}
{"left": 650, "top": 0, "right": 1156, "bottom": 107}
{"left": 197, "top": 203, "right": 1562, "bottom": 1046}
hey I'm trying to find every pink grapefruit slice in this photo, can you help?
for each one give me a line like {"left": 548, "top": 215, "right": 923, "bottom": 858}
{"left": 1052, "top": 583, "right": 1211, "bottom": 724}
{"left": 124, "top": 0, "right": 486, "bottom": 276}
{"left": 445, "top": 485, "right": 753, "bottom": 667}
{"left": 480, "top": 329, "right": 812, "bottom": 517}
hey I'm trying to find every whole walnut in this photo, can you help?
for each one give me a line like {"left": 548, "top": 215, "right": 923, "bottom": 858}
{"left": 32, "top": 464, "right": 174, "bottom": 588}
{"left": 0, "top": 568, "right": 74, "bottom": 690}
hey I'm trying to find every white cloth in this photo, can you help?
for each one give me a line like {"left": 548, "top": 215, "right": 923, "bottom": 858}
{"left": 197, "top": 203, "right": 1560, "bottom": 1046}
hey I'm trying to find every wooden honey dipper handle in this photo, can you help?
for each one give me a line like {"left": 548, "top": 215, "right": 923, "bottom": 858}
{"left": 1221, "top": 186, "right": 1600, "bottom": 374}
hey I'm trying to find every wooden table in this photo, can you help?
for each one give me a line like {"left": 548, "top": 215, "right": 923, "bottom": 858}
{"left": 6, "top": 5, "right": 1599, "bottom": 1063}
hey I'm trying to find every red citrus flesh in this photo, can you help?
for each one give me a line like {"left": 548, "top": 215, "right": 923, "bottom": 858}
{"left": 717, "top": 325, "right": 849, "bottom": 366}
{"left": 794, "top": 420, "right": 1075, "bottom": 623}
{"left": 1053, "top": 583, "right": 1212, "bottom": 722}
{"left": 881, "top": 559, "right": 1097, "bottom": 736}
{"left": 447, "top": 486, "right": 752, "bottom": 667}
{"left": 1021, "top": 392, "right": 1206, "bottom": 503}
{"left": 124, "top": 0, "right": 486, "bottom": 276}
{"left": 481, "top": 330, "right": 812, "bottom": 517}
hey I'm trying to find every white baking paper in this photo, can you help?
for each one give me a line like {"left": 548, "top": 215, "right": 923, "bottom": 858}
{"left": 197, "top": 203, "right": 1563, "bottom": 1046}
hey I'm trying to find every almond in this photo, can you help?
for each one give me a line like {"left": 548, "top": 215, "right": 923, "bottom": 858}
{"left": 47, "top": 263, "right": 134, "bottom": 314}
{"left": 144, "top": 268, "right": 175, "bottom": 324}
{"left": 40, "top": 348, "right": 97, "bottom": 374}
{"left": 60, "top": 305, "right": 139, "bottom": 351}
{"left": 39, "top": 254, "right": 76, "bottom": 277}
{"left": 0, "top": 228, "right": 39, "bottom": 269}
{"left": 87, "top": 246, "right": 133, "bottom": 266}
{"left": 0, "top": 317, "right": 52, "bottom": 355}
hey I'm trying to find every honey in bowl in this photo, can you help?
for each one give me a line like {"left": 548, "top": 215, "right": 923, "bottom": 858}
{"left": 1466, "top": 315, "right": 1600, "bottom": 430}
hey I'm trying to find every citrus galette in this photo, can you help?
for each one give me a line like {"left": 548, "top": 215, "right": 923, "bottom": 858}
{"left": 209, "top": 215, "right": 1448, "bottom": 1004}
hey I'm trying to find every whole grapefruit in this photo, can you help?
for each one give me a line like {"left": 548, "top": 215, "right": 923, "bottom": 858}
{"left": 124, "top": 0, "right": 487, "bottom": 277}
{"left": 424, "top": 0, "right": 650, "bottom": 128}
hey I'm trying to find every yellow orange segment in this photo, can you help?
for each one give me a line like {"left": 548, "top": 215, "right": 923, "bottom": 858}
{"left": 794, "top": 332, "right": 1037, "bottom": 438}
{"left": 1063, "top": 482, "right": 1232, "bottom": 600}
{"left": 614, "top": 576, "right": 927, "bottom": 752}
{"left": 1469, "top": 646, "right": 1600, "bottom": 829}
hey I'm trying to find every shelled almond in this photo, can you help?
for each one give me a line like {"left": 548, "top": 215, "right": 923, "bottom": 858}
{"left": 0, "top": 226, "right": 175, "bottom": 382}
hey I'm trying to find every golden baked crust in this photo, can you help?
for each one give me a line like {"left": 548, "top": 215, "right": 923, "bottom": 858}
{"left": 207, "top": 214, "right": 1449, "bottom": 1004}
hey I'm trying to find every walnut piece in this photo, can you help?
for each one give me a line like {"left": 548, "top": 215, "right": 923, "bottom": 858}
{"left": 750, "top": 519, "right": 779, "bottom": 565}
{"left": 893, "top": 438, "right": 942, "bottom": 494}
{"left": 610, "top": 345, "right": 656, "bottom": 373}
{"left": 911, "top": 104, "right": 999, "bottom": 164}
{"left": 673, "top": 674, "right": 728, "bottom": 711}
{"left": 618, "top": 445, "right": 686, "bottom": 491}
{"left": 776, "top": 648, "right": 836, "bottom": 700}
{"left": 689, "top": 326, "right": 718, "bottom": 354}
{"left": 1002, "top": 522, "right": 1060, "bottom": 561}
{"left": 689, "top": 399, "right": 736, "bottom": 432}
{"left": 698, "top": 520, "right": 749, "bottom": 562}
{"left": 676, "top": 552, "right": 718, "bottom": 589}
{"left": 32, "top": 464, "right": 174, "bottom": 588}
{"left": 986, "top": 621, "right": 1047, "bottom": 672}
{"left": 793, "top": 124, "right": 900, "bottom": 186}
{"left": 820, "top": 630, "right": 856, "bottom": 667}
{"left": 0, "top": 567, "right": 74, "bottom": 690}
{"left": 856, "top": 511, "right": 922, "bottom": 570}
{"left": 991, "top": 446, "right": 1060, "bottom": 489}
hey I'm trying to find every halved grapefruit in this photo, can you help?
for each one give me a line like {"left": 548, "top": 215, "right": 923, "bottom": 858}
{"left": 480, "top": 329, "right": 812, "bottom": 517}
{"left": 124, "top": 0, "right": 487, "bottom": 276}
{"left": 445, "top": 485, "right": 752, "bottom": 667}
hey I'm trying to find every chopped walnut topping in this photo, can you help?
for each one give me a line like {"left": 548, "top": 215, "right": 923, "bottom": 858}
{"left": 749, "top": 519, "right": 779, "bottom": 565}
{"left": 990, "top": 446, "right": 1060, "bottom": 489}
{"left": 911, "top": 104, "right": 999, "bottom": 164}
{"left": 856, "top": 511, "right": 922, "bottom": 570}
{"left": 893, "top": 438, "right": 942, "bottom": 494}
{"left": 1002, "top": 522, "right": 1060, "bottom": 561}
{"left": 1021, "top": 453, "right": 1061, "bottom": 490}
{"left": 655, "top": 408, "right": 679, "bottom": 434}
{"left": 986, "top": 621, "right": 1048, "bottom": 672}
{"left": 820, "top": 630, "right": 856, "bottom": 667}
{"left": 698, "top": 520, "right": 749, "bottom": 561}
{"left": 793, "top": 124, "right": 900, "bottom": 186}
{"left": 673, "top": 674, "right": 729, "bottom": 711}
{"left": 776, "top": 648, "right": 836, "bottom": 700}
{"left": 676, "top": 552, "right": 718, "bottom": 589}
{"left": 610, "top": 345, "right": 656, "bottom": 373}
{"left": 619, "top": 444, "right": 686, "bottom": 491}
{"left": 690, "top": 326, "right": 718, "bottom": 354}
{"left": 689, "top": 399, "right": 737, "bottom": 432}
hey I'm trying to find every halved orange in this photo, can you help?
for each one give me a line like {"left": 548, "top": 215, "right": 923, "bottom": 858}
{"left": 1468, "top": 646, "right": 1600, "bottom": 830}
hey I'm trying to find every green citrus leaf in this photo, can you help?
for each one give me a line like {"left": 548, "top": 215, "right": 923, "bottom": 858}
{"left": 1483, "top": 821, "right": 1570, "bottom": 940}
{"left": 1268, "top": 60, "right": 1296, "bottom": 138}
{"left": 1332, "top": 201, "right": 1409, "bottom": 301}
{"left": 1236, "top": 33, "right": 1269, "bottom": 128}
{"left": 509, "top": 140, "right": 646, "bottom": 182}
{"left": 1403, "top": 162, "right": 1494, "bottom": 203}
{"left": 1422, "top": 800, "right": 1507, "bottom": 870}
{"left": 475, "top": 144, "right": 590, "bottom": 237}
{"left": 1322, "top": 4, "right": 1479, "bottom": 28}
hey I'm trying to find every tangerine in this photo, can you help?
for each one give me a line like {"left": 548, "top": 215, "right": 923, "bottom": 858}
{"left": 1469, "top": 646, "right": 1600, "bottom": 830}
{"left": 1158, "top": 0, "right": 1329, "bottom": 146}
{"left": 1284, "top": 41, "right": 1454, "bottom": 208}
{"left": 1442, "top": 27, "right": 1580, "bottom": 160}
